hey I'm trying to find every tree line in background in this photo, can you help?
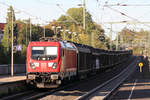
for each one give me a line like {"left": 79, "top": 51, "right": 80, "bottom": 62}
{"left": 115, "top": 28, "right": 150, "bottom": 56}
{"left": 0, "top": 6, "right": 111, "bottom": 64}
{"left": 1, "top": 6, "right": 148, "bottom": 64}
{"left": 0, "top": 6, "right": 54, "bottom": 64}
{"left": 45, "top": 7, "right": 110, "bottom": 49}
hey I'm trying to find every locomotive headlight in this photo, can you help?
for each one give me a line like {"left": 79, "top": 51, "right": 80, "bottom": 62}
{"left": 30, "top": 62, "right": 39, "bottom": 69}
{"left": 48, "top": 62, "right": 54, "bottom": 67}
{"left": 52, "top": 63, "right": 57, "bottom": 69}
{"left": 34, "top": 62, "right": 39, "bottom": 67}
{"left": 48, "top": 62, "right": 57, "bottom": 69}
{"left": 30, "top": 63, "right": 36, "bottom": 69}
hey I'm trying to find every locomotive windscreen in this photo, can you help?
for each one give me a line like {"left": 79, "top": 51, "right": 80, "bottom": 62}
{"left": 31, "top": 46, "right": 58, "bottom": 60}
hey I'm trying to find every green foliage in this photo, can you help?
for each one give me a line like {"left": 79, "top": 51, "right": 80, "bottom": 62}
{"left": 0, "top": 6, "right": 53, "bottom": 64}
{"left": 56, "top": 7, "right": 108, "bottom": 48}
{"left": 2, "top": 6, "right": 18, "bottom": 53}
{"left": 31, "top": 24, "right": 43, "bottom": 41}
{"left": 117, "top": 28, "right": 150, "bottom": 56}
{"left": 0, "top": 6, "right": 110, "bottom": 64}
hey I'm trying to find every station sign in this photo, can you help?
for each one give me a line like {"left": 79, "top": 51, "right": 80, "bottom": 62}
{"left": 16, "top": 45, "right": 22, "bottom": 51}
{"left": 13, "top": 45, "right": 22, "bottom": 53}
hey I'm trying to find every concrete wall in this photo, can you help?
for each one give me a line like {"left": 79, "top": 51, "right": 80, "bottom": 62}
{"left": 0, "top": 64, "right": 26, "bottom": 75}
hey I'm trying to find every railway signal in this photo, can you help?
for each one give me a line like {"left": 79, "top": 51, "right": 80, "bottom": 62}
{"left": 99, "top": 35, "right": 105, "bottom": 42}
{"left": 138, "top": 62, "right": 143, "bottom": 72}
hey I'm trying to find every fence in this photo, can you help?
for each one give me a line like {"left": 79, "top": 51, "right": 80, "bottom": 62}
{"left": 0, "top": 64, "right": 26, "bottom": 75}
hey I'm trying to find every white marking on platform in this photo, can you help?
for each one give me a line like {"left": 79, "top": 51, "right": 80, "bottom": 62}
{"left": 128, "top": 79, "right": 138, "bottom": 100}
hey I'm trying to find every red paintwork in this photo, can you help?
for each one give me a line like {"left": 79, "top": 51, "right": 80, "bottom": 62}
{"left": 27, "top": 42, "right": 61, "bottom": 73}
{"left": 26, "top": 41, "right": 77, "bottom": 73}
{"left": 64, "top": 49, "right": 77, "bottom": 71}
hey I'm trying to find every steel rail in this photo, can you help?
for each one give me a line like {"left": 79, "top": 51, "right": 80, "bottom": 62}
{"left": 76, "top": 57, "right": 139, "bottom": 100}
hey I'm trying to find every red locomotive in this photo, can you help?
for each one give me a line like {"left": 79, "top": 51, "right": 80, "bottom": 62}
{"left": 26, "top": 38, "right": 132, "bottom": 88}
{"left": 26, "top": 38, "right": 77, "bottom": 88}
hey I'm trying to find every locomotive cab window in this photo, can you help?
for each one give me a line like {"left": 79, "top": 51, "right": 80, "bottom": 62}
{"left": 31, "top": 47, "right": 44, "bottom": 55}
{"left": 31, "top": 46, "right": 58, "bottom": 60}
{"left": 46, "top": 47, "right": 57, "bottom": 55}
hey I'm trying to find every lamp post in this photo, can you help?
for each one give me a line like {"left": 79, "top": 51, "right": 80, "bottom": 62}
{"left": 43, "top": 22, "right": 49, "bottom": 38}
{"left": 110, "top": 23, "right": 112, "bottom": 50}
{"left": 116, "top": 32, "right": 119, "bottom": 50}
{"left": 25, "top": 21, "right": 28, "bottom": 46}
{"left": 29, "top": 18, "right": 32, "bottom": 41}
{"left": 78, "top": 0, "right": 86, "bottom": 30}
{"left": 10, "top": 8, "right": 20, "bottom": 77}
{"left": 11, "top": 10, "right": 14, "bottom": 77}
{"left": 44, "top": 25, "right": 45, "bottom": 38}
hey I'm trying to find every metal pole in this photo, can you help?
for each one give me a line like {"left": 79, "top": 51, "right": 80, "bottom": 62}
{"left": 44, "top": 25, "right": 45, "bottom": 38}
{"left": 11, "top": 10, "right": 14, "bottom": 77}
{"left": 116, "top": 32, "right": 119, "bottom": 50}
{"left": 56, "top": 27, "right": 57, "bottom": 40}
{"left": 110, "top": 23, "right": 112, "bottom": 50}
{"left": 83, "top": 0, "right": 86, "bottom": 30}
{"left": 7, "top": 26, "right": 9, "bottom": 51}
{"left": 64, "top": 32, "right": 65, "bottom": 40}
{"left": 26, "top": 22, "right": 27, "bottom": 46}
{"left": 30, "top": 18, "right": 32, "bottom": 41}
{"left": 148, "top": 32, "right": 150, "bottom": 71}
{"left": 91, "top": 32, "right": 94, "bottom": 47}
{"left": 72, "top": 33, "right": 73, "bottom": 42}
{"left": 77, "top": 33, "right": 79, "bottom": 43}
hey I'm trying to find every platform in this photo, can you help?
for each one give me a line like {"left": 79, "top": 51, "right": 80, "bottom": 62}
{"left": 112, "top": 79, "right": 150, "bottom": 100}
{"left": 111, "top": 57, "right": 150, "bottom": 100}
{"left": 0, "top": 74, "right": 26, "bottom": 85}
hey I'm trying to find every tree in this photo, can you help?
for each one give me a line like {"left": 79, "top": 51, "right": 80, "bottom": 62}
{"left": 2, "top": 6, "right": 18, "bottom": 53}
{"left": 56, "top": 7, "right": 107, "bottom": 48}
{"left": 118, "top": 27, "right": 150, "bottom": 56}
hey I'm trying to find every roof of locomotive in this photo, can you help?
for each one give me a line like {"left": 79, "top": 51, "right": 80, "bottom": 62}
{"left": 28, "top": 38, "right": 76, "bottom": 51}
{"left": 28, "top": 41, "right": 60, "bottom": 47}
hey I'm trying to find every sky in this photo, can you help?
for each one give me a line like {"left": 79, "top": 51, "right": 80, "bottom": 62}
{"left": 1, "top": 0, "right": 150, "bottom": 39}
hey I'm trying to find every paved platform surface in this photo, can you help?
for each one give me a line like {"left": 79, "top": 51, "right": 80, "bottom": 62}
{"left": 111, "top": 57, "right": 150, "bottom": 100}
{"left": 112, "top": 78, "right": 150, "bottom": 100}
{"left": 0, "top": 74, "right": 26, "bottom": 85}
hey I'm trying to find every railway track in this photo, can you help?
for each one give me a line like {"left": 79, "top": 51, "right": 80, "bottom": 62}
{"left": 76, "top": 57, "right": 140, "bottom": 100}
{"left": 1, "top": 73, "right": 108, "bottom": 100}
{"left": 37, "top": 57, "right": 136, "bottom": 100}
{"left": 1, "top": 56, "right": 136, "bottom": 100}
{"left": 1, "top": 68, "right": 113, "bottom": 100}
